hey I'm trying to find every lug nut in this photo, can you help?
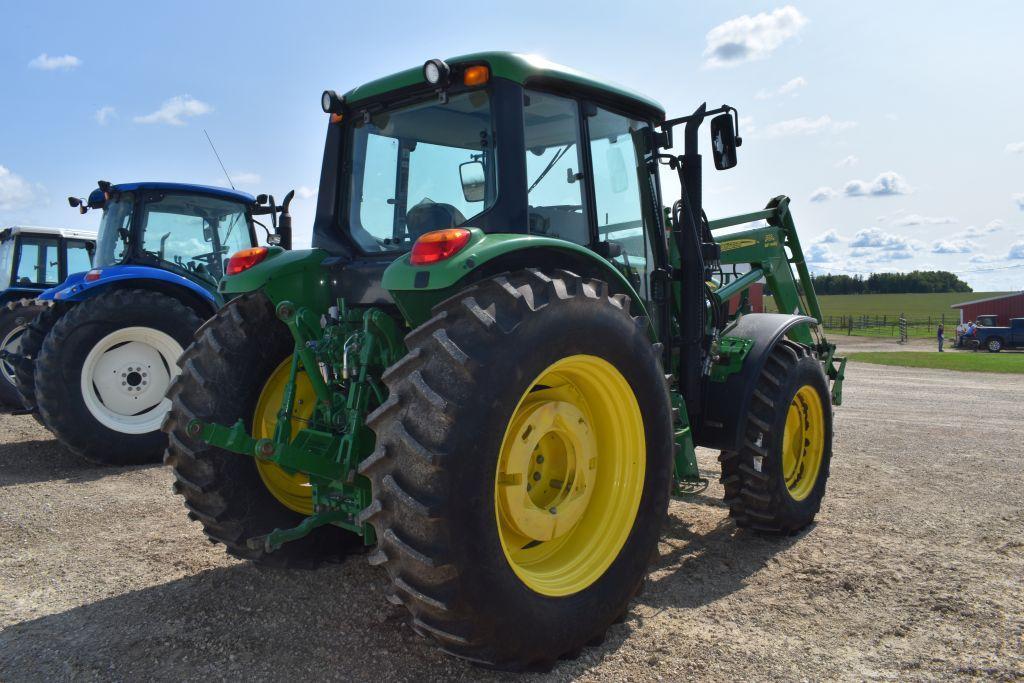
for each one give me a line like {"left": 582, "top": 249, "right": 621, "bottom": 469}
{"left": 532, "top": 472, "right": 541, "bottom": 482}
{"left": 536, "top": 455, "right": 544, "bottom": 464}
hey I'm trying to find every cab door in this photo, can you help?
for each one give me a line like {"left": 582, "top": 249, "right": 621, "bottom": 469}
{"left": 583, "top": 105, "right": 666, "bottom": 307}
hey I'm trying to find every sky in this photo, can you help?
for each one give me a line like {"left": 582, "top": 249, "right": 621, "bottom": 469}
{"left": 1, "top": 1, "right": 1022, "bottom": 291}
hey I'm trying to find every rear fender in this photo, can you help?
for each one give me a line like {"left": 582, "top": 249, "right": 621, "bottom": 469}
{"left": 382, "top": 229, "right": 650, "bottom": 329}
{"left": 220, "top": 247, "right": 333, "bottom": 313}
{"left": 693, "top": 313, "right": 817, "bottom": 452}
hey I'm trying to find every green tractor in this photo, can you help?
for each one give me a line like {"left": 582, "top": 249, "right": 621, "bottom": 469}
{"left": 164, "top": 53, "right": 846, "bottom": 669}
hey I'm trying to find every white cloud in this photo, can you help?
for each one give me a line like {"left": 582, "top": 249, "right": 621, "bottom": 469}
{"left": 703, "top": 5, "right": 808, "bottom": 68}
{"left": 295, "top": 186, "right": 317, "bottom": 200}
{"left": 760, "top": 115, "right": 857, "bottom": 138}
{"left": 755, "top": 76, "right": 807, "bottom": 100}
{"left": 809, "top": 186, "right": 837, "bottom": 202}
{"left": 1006, "top": 142, "right": 1024, "bottom": 154}
{"left": 850, "top": 227, "right": 918, "bottom": 252}
{"left": 969, "top": 254, "right": 1001, "bottom": 264}
{"left": 957, "top": 221, "right": 1004, "bottom": 238}
{"left": 229, "top": 172, "right": 260, "bottom": 186}
{"left": 0, "top": 165, "right": 39, "bottom": 211}
{"left": 1014, "top": 193, "right": 1024, "bottom": 211}
{"left": 28, "top": 53, "right": 81, "bottom": 71}
{"left": 805, "top": 243, "right": 833, "bottom": 263}
{"left": 134, "top": 95, "right": 212, "bottom": 125}
{"left": 817, "top": 229, "right": 842, "bottom": 243}
{"left": 890, "top": 213, "right": 956, "bottom": 228}
{"left": 1010, "top": 242, "right": 1024, "bottom": 259}
{"left": 95, "top": 106, "right": 116, "bottom": 125}
{"left": 835, "top": 155, "right": 859, "bottom": 168}
{"left": 844, "top": 171, "right": 910, "bottom": 197}
{"left": 931, "top": 239, "right": 976, "bottom": 254}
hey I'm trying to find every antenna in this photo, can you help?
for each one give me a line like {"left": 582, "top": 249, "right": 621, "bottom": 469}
{"left": 203, "top": 129, "right": 235, "bottom": 190}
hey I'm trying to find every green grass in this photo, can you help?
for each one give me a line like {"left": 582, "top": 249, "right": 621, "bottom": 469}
{"left": 848, "top": 351, "right": 1024, "bottom": 374}
{"left": 765, "top": 291, "right": 1012, "bottom": 338}
{"left": 766, "top": 291, "right": 1010, "bottom": 320}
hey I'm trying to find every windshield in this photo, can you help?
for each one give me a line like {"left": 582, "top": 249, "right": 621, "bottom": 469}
{"left": 95, "top": 194, "right": 135, "bottom": 268}
{"left": 0, "top": 238, "right": 12, "bottom": 290}
{"left": 346, "top": 90, "right": 496, "bottom": 252}
{"left": 139, "top": 193, "right": 253, "bottom": 281}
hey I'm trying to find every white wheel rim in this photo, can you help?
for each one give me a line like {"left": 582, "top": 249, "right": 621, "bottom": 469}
{"left": 1, "top": 323, "right": 27, "bottom": 388}
{"left": 80, "top": 326, "right": 183, "bottom": 434}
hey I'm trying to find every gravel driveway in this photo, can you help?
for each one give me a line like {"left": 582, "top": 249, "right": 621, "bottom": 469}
{"left": 1, "top": 361, "right": 1021, "bottom": 681}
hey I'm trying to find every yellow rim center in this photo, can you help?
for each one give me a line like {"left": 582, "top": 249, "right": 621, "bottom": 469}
{"left": 495, "top": 354, "right": 646, "bottom": 597}
{"left": 253, "top": 357, "right": 314, "bottom": 515}
{"left": 782, "top": 384, "right": 826, "bottom": 501}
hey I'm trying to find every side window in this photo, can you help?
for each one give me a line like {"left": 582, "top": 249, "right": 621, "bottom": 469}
{"left": 357, "top": 133, "right": 399, "bottom": 242}
{"left": 523, "top": 91, "right": 589, "bottom": 245}
{"left": 65, "top": 240, "right": 93, "bottom": 276}
{"left": 587, "top": 108, "right": 657, "bottom": 300}
{"left": 0, "top": 239, "right": 12, "bottom": 290}
{"left": 15, "top": 237, "right": 60, "bottom": 286}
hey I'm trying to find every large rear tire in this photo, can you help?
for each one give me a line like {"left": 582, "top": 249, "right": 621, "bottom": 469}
{"left": 361, "top": 269, "right": 673, "bottom": 670}
{"left": 34, "top": 289, "right": 202, "bottom": 465}
{"left": 7, "top": 298, "right": 59, "bottom": 413}
{"left": 719, "top": 339, "right": 833, "bottom": 534}
{"left": 162, "top": 292, "right": 363, "bottom": 567}
{"left": 0, "top": 300, "right": 49, "bottom": 407}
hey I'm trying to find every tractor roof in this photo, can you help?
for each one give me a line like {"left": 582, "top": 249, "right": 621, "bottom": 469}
{"left": 343, "top": 51, "right": 666, "bottom": 122}
{"left": 89, "top": 182, "right": 256, "bottom": 205}
{"left": 1, "top": 225, "right": 96, "bottom": 241}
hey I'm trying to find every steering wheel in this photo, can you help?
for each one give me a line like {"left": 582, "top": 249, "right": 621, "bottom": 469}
{"left": 190, "top": 247, "right": 227, "bottom": 267}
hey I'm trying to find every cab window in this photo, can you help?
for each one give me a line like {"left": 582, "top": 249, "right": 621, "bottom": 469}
{"left": 15, "top": 236, "right": 60, "bottom": 286}
{"left": 586, "top": 107, "right": 658, "bottom": 299}
{"left": 65, "top": 239, "right": 93, "bottom": 276}
{"left": 523, "top": 91, "right": 589, "bottom": 245}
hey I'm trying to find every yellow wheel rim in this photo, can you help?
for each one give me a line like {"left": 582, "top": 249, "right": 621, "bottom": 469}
{"left": 253, "top": 357, "right": 314, "bottom": 515}
{"left": 782, "top": 385, "right": 826, "bottom": 501}
{"left": 495, "top": 354, "right": 646, "bottom": 597}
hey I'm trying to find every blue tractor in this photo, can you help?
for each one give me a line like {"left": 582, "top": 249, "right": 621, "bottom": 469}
{"left": 0, "top": 226, "right": 96, "bottom": 406}
{"left": 11, "top": 180, "right": 293, "bottom": 465}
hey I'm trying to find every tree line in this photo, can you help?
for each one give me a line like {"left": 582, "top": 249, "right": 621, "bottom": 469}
{"left": 809, "top": 270, "right": 972, "bottom": 295}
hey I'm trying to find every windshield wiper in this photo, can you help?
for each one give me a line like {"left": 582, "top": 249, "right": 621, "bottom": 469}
{"left": 528, "top": 144, "right": 573, "bottom": 194}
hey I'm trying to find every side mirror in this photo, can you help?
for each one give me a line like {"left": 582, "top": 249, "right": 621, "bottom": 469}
{"left": 710, "top": 113, "right": 739, "bottom": 170}
{"left": 459, "top": 161, "right": 486, "bottom": 202}
{"left": 202, "top": 221, "right": 214, "bottom": 242}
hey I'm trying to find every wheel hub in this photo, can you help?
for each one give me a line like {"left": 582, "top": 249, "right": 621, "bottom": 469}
{"left": 497, "top": 400, "right": 596, "bottom": 542}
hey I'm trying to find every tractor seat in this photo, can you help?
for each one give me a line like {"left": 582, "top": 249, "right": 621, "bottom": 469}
{"left": 406, "top": 199, "right": 466, "bottom": 241}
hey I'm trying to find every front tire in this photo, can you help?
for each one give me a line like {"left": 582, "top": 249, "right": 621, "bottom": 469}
{"left": 719, "top": 339, "right": 833, "bottom": 534}
{"left": 34, "top": 289, "right": 203, "bottom": 465}
{"left": 0, "top": 300, "right": 49, "bottom": 407}
{"left": 361, "top": 270, "right": 673, "bottom": 670}
{"left": 987, "top": 338, "right": 1002, "bottom": 353}
{"left": 7, "top": 298, "right": 60, "bottom": 412}
{"left": 162, "top": 292, "right": 363, "bottom": 566}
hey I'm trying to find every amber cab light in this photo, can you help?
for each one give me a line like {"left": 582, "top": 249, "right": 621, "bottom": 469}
{"left": 84, "top": 269, "right": 102, "bottom": 282}
{"left": 410, "top": 229, "right": 472, "bottom": 266}
{"left": 463, "top": 65, "right": 490, "bottom": 86}
{"left": 227, "top": 247, "right": 269, "bottom": 275}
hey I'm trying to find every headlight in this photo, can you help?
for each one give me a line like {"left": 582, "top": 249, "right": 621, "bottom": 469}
{"left": 423, "top": 59, "right": 450, "bottom": 86}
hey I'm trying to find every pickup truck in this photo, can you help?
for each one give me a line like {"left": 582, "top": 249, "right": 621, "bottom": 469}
{"left": 970, "top": 318, "right": 1024, "bottom": 352}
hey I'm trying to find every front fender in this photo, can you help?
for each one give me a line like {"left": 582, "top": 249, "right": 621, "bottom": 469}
{"left": 693, "top": 313, "right": 817, "bottom": 452}
{"left": 220, "top": 247, "right": 333, "bottom": 312}
{"left": 44, "top": 265, "right": 220, "bottom": 306}
{"left": 382, "top": 228, "right": 648, "bottom": 327}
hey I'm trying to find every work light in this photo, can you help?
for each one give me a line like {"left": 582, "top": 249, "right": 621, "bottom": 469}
{"left": 321, "top": 90, "right": 343, "bottom": 114}
{"left": 423, "top": 59, "right": 450, "bottom": 86}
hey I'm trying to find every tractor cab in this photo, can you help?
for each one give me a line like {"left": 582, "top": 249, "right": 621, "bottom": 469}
{"left": 70, "top": 182, "right": 261, "bottom": 291}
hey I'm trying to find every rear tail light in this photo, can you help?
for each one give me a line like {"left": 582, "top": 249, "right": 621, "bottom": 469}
{"left": 410, "top": 229, "right": 472, "bottom": 266}
{"left": 226, "top": 247, "right": 269, "bottom": 275}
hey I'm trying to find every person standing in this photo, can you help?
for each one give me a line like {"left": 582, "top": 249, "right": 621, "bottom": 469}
{"left": 937, "top": 323, "right": 945, "bottom": 352}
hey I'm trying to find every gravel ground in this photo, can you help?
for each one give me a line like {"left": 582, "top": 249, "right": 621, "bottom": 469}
{"left": 1, "top": 361, "right": 1022, "bottom": 681}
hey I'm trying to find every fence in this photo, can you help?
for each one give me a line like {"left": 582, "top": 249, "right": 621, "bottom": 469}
{"left": 821, "top": 314, "right": 949, "bottom": 338}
